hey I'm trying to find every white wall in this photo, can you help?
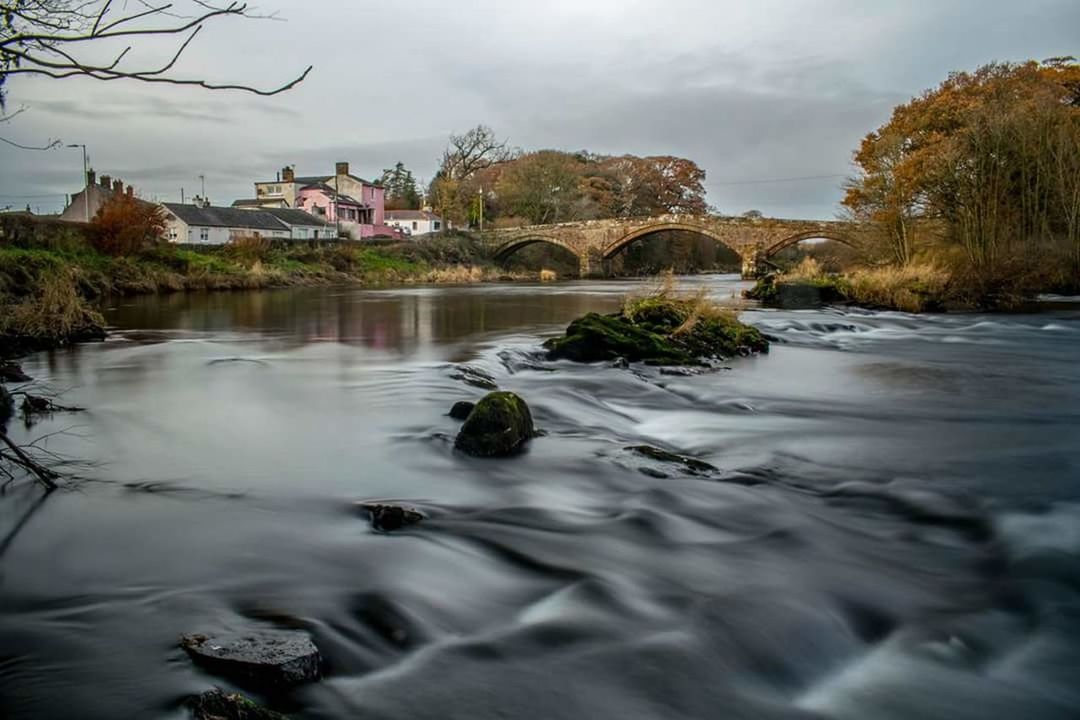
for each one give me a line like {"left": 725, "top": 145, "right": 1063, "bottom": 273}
{"left": 387, "top": 217, "right": 442, "bottom": 236}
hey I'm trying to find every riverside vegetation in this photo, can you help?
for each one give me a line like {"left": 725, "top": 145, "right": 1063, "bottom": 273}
{"left": 0, "top": 213, "right": 526, "bottom": 357}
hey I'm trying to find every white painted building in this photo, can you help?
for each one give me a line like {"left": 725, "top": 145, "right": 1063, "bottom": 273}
{"left": 161, "top": 203, "right": 290, "bottom": 244}
{"left": 385, "top": 209, "right": 443, "bottom": 237}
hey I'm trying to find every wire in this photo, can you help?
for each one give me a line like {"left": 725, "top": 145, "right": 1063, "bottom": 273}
{"left": 0, "top": 193, "right": 67, "bottom": 199}
{"left": 706, "top": 173, "right": 848, "bottom": 187}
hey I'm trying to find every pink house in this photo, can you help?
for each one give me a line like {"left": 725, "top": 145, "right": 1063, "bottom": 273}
{"left": 247, "top": 162, "right": 393, "bottom": 239}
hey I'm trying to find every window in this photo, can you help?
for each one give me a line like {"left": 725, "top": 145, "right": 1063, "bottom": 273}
{"left": 412, "top": 221, "right": 418, "bottom": 230}
{"left": 433, "top": 221, "right": 441, "bottom": 231}
{"left": 199, "top": 227, "right": 209, "bottom": 243}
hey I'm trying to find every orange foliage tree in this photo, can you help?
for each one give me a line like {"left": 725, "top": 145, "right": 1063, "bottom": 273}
{"left": 90, "top": 193, "right": 167, "bottom": 256}
{"left": 844, "top": 59, "right": 1080, "bottom": 272}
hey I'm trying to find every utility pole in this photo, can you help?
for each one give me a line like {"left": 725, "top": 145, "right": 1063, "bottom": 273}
{"left": 478, "top": 186, "right": 484, "bottom": 232}
{"left": 67, "top": 144, "right": 88, "bottom": 222}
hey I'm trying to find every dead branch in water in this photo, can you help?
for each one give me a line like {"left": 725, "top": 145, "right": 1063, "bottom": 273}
{"left": 0, "top": 429, "right": 59, "bottom": 491}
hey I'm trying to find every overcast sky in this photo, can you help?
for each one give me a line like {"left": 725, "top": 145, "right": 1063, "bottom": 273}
{"left": 1, "top": 0, "right": 1077, "bottom": 218}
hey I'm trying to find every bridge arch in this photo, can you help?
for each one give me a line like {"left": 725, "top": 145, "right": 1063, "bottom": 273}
{"left": 764, "top": 230, "right": 862, "bottom": 258}
{"left": 602, "top": 222, "right": 743, "bottom": 260}
{"left": 492, "top": 236, "right": 582, "bottom": 263}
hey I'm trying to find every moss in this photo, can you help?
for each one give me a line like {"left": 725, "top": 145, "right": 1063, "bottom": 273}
{"left": 454, "top": 391, "right": 535, "bottom": 457}
{"left": 546, "top": 294, "right": 767, "bottom": 364}
{"left": 187, "top": 689, "right": 285, "bottom": 720}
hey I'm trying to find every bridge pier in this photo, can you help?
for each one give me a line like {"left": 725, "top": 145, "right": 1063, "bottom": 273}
{"left": 578, "top": 249, "right": 609, "bottom": 279}
{"left": 741, "top": 249, "right": 770, "bottom": 280}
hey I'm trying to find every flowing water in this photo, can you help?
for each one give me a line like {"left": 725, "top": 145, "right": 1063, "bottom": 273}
{"left": 2, "top": 276, "right": 1079, "bottom": 719}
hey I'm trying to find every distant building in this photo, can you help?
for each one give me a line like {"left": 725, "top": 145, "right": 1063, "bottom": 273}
{"left": 258, "top": 207, "right": 333, "bottom": 240}
{"left": 249, "top": 162, "right": 392, "bottom": 239}
{"left": 385, "top": 209, "right": 443, "bottom": 237}
{"left": 161, "top": 203, "right": 291, "bottom": 244}
{"left": 59, "top": 170, "right": 144, "bottom": 222}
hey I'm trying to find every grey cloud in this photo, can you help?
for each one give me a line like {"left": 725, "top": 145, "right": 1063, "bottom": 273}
{"left": 2, "top": 0, "right": 1078, "bottom": 219}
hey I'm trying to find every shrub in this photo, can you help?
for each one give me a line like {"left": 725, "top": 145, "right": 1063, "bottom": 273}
{"left": 222, "top": 233, "right": 271, "bottom": 264}
{"left": 89, "top": 193, "right": 167, "bottom": 256}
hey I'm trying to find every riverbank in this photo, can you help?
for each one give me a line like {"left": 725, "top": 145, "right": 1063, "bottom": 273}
{"left": 0, "top": 233, "right": 537, "bottom": 357}
{"left": 748, "top": 257, "right": 1078, "bottom": 313}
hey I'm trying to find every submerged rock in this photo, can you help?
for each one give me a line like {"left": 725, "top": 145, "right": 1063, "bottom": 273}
{"left": 0, "top": 362, "right": 31, "bottom": 383}
{"left": 451, "top": 365, "right": 498, "bottom": 390}
{"left": 187, "top": 689, "right": 285, "bottom": 720}
{"left": 359, "top": 502, "right": 424, "bottom": 532}
{"left": 545, "top": 296, "right": 768, "bottom": 365}
{"left": 181, "top": 630, "right": 320, "bottom": 687}
{"left": 628, "top": 445, "right": 717, "bottom": 475}
{"left": 454, "top": 391, "right": 535, "bottom": 457}
{"left": 448, "top": 401, "right": 476, "bottom": 421}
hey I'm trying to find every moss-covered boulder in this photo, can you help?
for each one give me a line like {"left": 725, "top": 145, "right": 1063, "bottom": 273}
{"left": 545, "top": 295, "right": 768, "bottom": 364}
{"left": 745, "top": 274, "right": 848, "bottom": 309}
{"left": 454, "top": 391, "right": 535, "bottom": 457}
{"left": 188, "top": 689, "right": 285, "bottom": 720}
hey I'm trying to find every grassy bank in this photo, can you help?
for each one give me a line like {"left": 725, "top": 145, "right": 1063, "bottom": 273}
{"left": 747, "top": 258, "right": 954, "bottom": 313}
{"left": 0, "top": 230, "right": 539, "bottom": 357}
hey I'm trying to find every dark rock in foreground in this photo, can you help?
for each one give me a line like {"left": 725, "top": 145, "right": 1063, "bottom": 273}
{"left": 629, "top": 445, "right": 718, "bottom": 475}
{"left": 181, "top": 630, "right": 320, "bottom": 687}
{"left": 448, "top": 401, "right": 476, "bottom": 420}
{"left": 359, "top": 502, "right": 424, "bottom": 532}
{"left": 0, "top": 385, "right": 12, "bottom": 428}
{"left": 545, "top": 296, "right": 768, "bottom": 365}
{"left": 187, "top": 689, "right": 285, "bottom": 720}
{"left": 0, "top": 362, "right": 31, "bottom": 383}
{"left": 454, "top": 391, "right": 535, "bottom": 457}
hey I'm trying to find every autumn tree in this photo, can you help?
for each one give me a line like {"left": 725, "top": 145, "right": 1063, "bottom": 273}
{"left": 90, "top": 192, "right": 166, "bottom": 255}
{"left": 496, "top": 151, "right": 586, "bottom": 224}
{"left": 380, "top": 162, "right": 422, "bottom": 210}
{"left": 844, "top": 59, "right": 1080, "bottom": 274}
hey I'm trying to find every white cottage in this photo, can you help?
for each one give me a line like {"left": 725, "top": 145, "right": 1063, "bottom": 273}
{"left": 161, "top": 203, "right": 290, "bottom": 244}
{"left": 385, "top": 209, "right": 443, "bottom": 237}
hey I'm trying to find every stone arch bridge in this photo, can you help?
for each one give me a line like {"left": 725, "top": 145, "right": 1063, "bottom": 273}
{"left": 475, "top": 215, "right": 870, "bottom": 278}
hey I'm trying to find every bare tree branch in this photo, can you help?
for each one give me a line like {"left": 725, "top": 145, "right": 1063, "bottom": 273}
{"left": 1, "top": 0, "right": 312, "bottom": 104}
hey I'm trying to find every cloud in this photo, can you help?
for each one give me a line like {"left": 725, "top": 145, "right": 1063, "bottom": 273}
{"left": 2, "top": 0, "right": 1077, "bottom": 218}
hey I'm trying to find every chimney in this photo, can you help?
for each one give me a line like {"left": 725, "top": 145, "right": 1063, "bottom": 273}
{"left": 282, "top": 166, "right": 295, "bottom": 183}
{"left": 112, "top": 179, "right": 124, "bottom": 194}
{"left": 126, "top": 185, "right": 134, "bottom": 198}
{"left": 100, "top": 174, "right": 111, "bottom": 189}
{"left": 86, "top": 169, "right": 96, "bottom": 187}
{"left": 335, "top": 161, "right": 349, "bottom": 177}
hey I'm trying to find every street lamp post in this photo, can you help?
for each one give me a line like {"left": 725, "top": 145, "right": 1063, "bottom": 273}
{"left": 67, "top": 143, "right": 88, "bottom": 222}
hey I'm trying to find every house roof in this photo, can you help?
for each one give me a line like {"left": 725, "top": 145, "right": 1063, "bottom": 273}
{"left": 260, "top": 207, "right": 331, "bottom": 227}
{"left": 386, "top": 210, "right": 441, "bottom": 221}
{"left": 257, "top": 173, "right": 383, "bottom": 188}
{"left": 162, "top": 203, "right": 288, "bottom": 231}
{"left": 298, "top": 183, "right": 368, "bottom": 207}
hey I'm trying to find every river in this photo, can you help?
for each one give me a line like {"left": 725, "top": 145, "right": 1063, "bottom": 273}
{"left": 2, "top": 275, "right": 1079, "bottom": 719}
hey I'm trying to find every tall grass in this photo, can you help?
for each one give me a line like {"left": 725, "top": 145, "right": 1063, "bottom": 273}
{"left": 844, "top": 264, "right": 950, "bottom": 312}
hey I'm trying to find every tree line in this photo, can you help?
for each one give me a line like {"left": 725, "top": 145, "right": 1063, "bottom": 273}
{"left": 844, "top": 58, "right": 1080, "bottom": 291}
{"left": 379, "top": 125, "right": 709, "bottom": 228}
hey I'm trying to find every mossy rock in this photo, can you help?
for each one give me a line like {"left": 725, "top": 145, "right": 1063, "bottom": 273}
{"left": 188, "top": 689, "right": 285, "bottom": 720}
{"left": 454, "top": 391, "right": 535, "bottom": 457}
{"left": 545, "top": 301, "right": 767, "bottom": 364}
{"left": 746, "top": 275, "right": 848, "bottom": 309}
{"left": 544, "top": 312, "right": 694, "bottom": 364}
